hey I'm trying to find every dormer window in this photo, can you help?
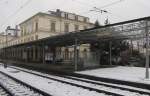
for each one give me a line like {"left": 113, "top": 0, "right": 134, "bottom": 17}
{"left": 8, "top": 33, "right": 11, "bottom": 35}
{"left": 64, "top": 13, "right": 68, "bottom": 19}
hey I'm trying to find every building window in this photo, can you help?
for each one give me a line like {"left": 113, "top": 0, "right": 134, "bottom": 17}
{"left": 24, "top": 28, "right": 27, "bottom": 35}
{"left": 35, "top": 35, "right": 38, "bottom": 40}
{"left": 84, "top": 26, "right": 87, "bottom": 30}
{"left": 21, "top": 27, "right": 23, "bottom": 36}
{"left": 74, "top": 25, "right": 79, "bottom": 31}
{"left": 35, "top": 22, "right": 38, "bottom": 32}
{"left": 31, "top": 22, "right": 34, "bottom": 32}
{"left": 64, "top": 23, "right": 69, "bottom": 32}
{"left": 28, "top": 37, "right": 30, "bottom": 41}
{"left": 75, "top": 16, "right": 78, "bottom": 21}
{"left": 31, "top": 36, "right": 34, "bottom": 41}
{"left": 21, "top": 31, "right": 23, "bottom": 36}
{"left": 51, "top": 22, "right": 56, "bottom": 32}
{"left": 84, "top": 18, "right": 87, "bottom": 22}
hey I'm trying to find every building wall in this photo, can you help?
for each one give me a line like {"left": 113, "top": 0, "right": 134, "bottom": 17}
{"left": 0, "top": 10, "right": 94, "bottom": 49}
{"left": 16, "top": 11, "right": 93, "bottom": 46}
{"left": 38, "top": 14, "right": 93, "bottom": 34}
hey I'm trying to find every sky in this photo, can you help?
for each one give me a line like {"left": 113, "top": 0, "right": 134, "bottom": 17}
{"left": 0, "top": 0, "right": 150, "bottom": 32}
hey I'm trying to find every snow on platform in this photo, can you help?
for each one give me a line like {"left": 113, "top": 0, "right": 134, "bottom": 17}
{"left": 77, "top": 66, "right": 150, "bottom": 84}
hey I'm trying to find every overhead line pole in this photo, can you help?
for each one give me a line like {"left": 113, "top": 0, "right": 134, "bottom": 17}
{"left": 109, "top": 41, "right": 112, "bottom": 65}
{"left": 74, "top": 38, "right": 78, "bottom": 71}
{"left": 4, "top": 27, "right": 8, "bottom": 68}
{"left": 145, "top": 20, "right": 149, "bottom": 79}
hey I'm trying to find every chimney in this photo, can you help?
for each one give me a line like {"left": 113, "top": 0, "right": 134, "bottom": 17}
{"left": 56, "top": 9, "right": 60, "bottom": 13}
{"left": 56, "top": 9, "right": 61, "bottom": 16}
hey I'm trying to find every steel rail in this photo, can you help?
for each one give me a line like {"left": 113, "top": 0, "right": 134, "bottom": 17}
{"left": 0, "top": 71, "right": 52, "bottom": 96}
{"left": 7, "top": 65, "right": 150, "bottom": 96}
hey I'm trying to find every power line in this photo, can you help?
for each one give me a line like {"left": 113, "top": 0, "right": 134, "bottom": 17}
{"left": 0, "top": 0, "right": 8, "bottom": 5}
{"left": 78, "top": 0, "right": 125, "bottom": 20}
{"left": 98, "top": 0, "right": 124, "bottom": 9}
{"left": 0, "top": 0, "right": 32, "bottom": 31}
{"left": 71, "top": 0, "right": 94, "bottom": 8}
{"left": 0, "top": 0, "right": 5, "bottom": 3}
{"left": 135, "top": 0, "right": 150, "bottom": 11}
{"left": 52, "top": 0, "right": 68, "bottom": 10}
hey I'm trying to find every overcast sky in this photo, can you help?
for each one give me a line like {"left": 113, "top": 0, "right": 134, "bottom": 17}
{"left": 0, "top": 0, "right": 150, "bottom": 32}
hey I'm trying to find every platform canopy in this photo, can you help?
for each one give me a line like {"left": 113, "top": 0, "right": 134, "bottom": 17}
{"left": 5, "top": 16, "right": 150, "bottom": 48}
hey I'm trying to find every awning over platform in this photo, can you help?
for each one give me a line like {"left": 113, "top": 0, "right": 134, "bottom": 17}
{"left": 5, "top": 16, "right": 150, "bottom": 48}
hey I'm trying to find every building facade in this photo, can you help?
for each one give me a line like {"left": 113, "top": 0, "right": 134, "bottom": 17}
{"left": 0, "top": 9, "right": 93, "bottom": 48}
{"left": 18, "top": 9, "right": 93, "bottom": 44}
{"left": 0, "top": 26, "right": 19, "bottom": 49}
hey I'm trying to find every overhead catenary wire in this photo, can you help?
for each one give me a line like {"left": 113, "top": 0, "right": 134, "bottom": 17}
{"left": 98, "top": 0, "right": 124, "bottom": 9}
{"left": 52, "top": 0, "right": 68, "bottom": 10}
{"left": 76, "top": 0, "right": 124, "bottom": 14}
{"left": 1, "top": 0, "right": 71, "bottom": 31}
{"left": 72, "top": 0, "right": 124, "bottom": 9}
{"left": 0, "top": 0, "right": 32, "bottom": 31}
{"left": 75, "top": 0, "right": 126, "bottom": 23}
{"left": 0, "top": 0, "right": 6, "bottom": 3}
{"left": 90, "top": 8, "right": 127, "bottom": 20}
{"left": 71, "top": 0, "right": 94, "bottom": 8}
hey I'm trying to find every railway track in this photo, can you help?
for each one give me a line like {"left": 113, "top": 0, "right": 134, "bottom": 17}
{"left": 0, "top": 84, "right": 13, "bottom": 96}
{"left": 0, "top": 71, "right": 52, "bottom": 96}
{"left": 5, "top": 65, "right": 150, "bottom": 96}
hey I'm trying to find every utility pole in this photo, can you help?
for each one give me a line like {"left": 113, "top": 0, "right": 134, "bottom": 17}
{"left": 90, "top": 7, "right": 108, "bottom": 25}
{"left": 109, "top": 41, "right": 112, "bottom": 65}
{"left": 145, "top": 20, "right": 149, "bottom": 79}
{"left": 4, "top": 26, "right": 9, "bottom": 68}
{"left": 130, "top": 39, "right": 133, "bottom": 56}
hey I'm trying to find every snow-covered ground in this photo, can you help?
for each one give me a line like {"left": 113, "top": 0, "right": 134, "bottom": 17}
{"left": 3, "top": 64, "right": 150, "bottom": 95}
{"left": 78, "top": 66, "right": 150, "bottom": 84}
{"left": 0, "top": 66, "right": 106, "bottom": 96}
{"left": 0, "top": 64, "right": 150, "bottom": 96}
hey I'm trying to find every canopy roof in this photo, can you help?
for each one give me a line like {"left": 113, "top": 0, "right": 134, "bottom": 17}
{"left": 6, "top": 16, "right": 150, "bottom": 48}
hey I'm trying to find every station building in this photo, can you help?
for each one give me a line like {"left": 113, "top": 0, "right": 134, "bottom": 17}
{"left": 0, "top": 9, "right": 101, "bottom": 71}
{"left": 1, "top": 12, "right": 149, "bottom": 71}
